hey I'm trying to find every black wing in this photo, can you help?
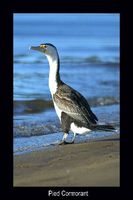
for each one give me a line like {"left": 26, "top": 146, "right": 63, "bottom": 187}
{"left": 53, "top": 83, "right": 98, "bottom": 125}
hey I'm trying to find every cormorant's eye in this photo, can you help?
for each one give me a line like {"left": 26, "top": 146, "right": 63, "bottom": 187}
{"left": 40, "top": 44, "right": 46, "bottom": 49}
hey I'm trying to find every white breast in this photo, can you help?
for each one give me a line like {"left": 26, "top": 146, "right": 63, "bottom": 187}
{"left": 46, "top": 52, "right": 59, "bottom": 95}
{"left": 70, "top": 122, "right": 91, "bottom": 134}
{"left": 53, "top": 102, "right": 62, "bottom": 121}
{"left": 53, "top": 102, "right": 91, "bottom": 135}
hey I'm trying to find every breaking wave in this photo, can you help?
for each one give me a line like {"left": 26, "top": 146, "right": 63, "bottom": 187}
{"left": 14, "top": 96, "right": 119, "bottom": 115}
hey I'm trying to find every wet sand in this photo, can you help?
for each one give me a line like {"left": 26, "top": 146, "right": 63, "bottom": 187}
{"left": 14, "top": 134, "right": 120, "bottom": 187}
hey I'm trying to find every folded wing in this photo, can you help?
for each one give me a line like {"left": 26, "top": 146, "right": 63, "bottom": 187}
{"left": 53, "top": 82, "right": 98, "bottom": 126}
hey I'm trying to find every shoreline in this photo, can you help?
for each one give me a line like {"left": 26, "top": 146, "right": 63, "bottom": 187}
{"left": 14, "top": 104, "right": 119, "bottom": 139}
{"left": 14, "top": 133, "right": 120, "bottom": 186}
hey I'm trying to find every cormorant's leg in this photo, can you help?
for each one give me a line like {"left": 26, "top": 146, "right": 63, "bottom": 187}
{"left": 59, "top": 133, "right": 68, "bottom": 145}
{"left": 64, "top": 132, "right": 76, "bottom": 144}
{"left": 59, "top": 132, "right": 76, "bottom": 145}
{"left": 70, "top": 132, "right": 76, "bottom": 143}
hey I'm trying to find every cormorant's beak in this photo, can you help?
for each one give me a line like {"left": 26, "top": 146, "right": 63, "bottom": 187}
{"left": 30, "top": 46, "right": 42, "bottom": 51}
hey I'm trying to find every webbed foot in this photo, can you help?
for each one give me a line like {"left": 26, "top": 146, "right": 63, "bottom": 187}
{"left": 58, "top": 140, "right": 74, "bottom": 145}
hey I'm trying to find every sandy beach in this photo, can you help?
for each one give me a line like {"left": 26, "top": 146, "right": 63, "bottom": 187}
{"left": 14, "top": 134, "right": 120, "bottom": 187}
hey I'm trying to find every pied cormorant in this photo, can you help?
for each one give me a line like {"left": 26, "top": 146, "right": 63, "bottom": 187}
{"left": 30, "top": 43, "right": 115, "bottom": 144}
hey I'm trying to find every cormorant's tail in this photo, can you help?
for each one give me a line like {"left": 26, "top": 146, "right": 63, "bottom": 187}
{"left": 92, "top": 124, "right": 116, "bottom": 132}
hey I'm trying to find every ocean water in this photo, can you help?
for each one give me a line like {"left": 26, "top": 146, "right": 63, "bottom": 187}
{"left": 13, "top": 14, "right": 120, "bottom": 154}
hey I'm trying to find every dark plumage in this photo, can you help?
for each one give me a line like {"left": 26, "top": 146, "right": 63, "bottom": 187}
{"left": 53, "top": 81, "right": 98, "bottom": 126}
{"left": 53, "top": 81, "right": 115, "bottom": 134}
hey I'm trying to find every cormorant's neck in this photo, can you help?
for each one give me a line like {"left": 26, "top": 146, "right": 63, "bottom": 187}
{"left": 46, "top": 52, "right": 61, "bottom": 95}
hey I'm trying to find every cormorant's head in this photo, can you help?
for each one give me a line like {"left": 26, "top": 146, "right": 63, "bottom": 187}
{"left": 30, "top": 43, "right": 57, "bottom": 57}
